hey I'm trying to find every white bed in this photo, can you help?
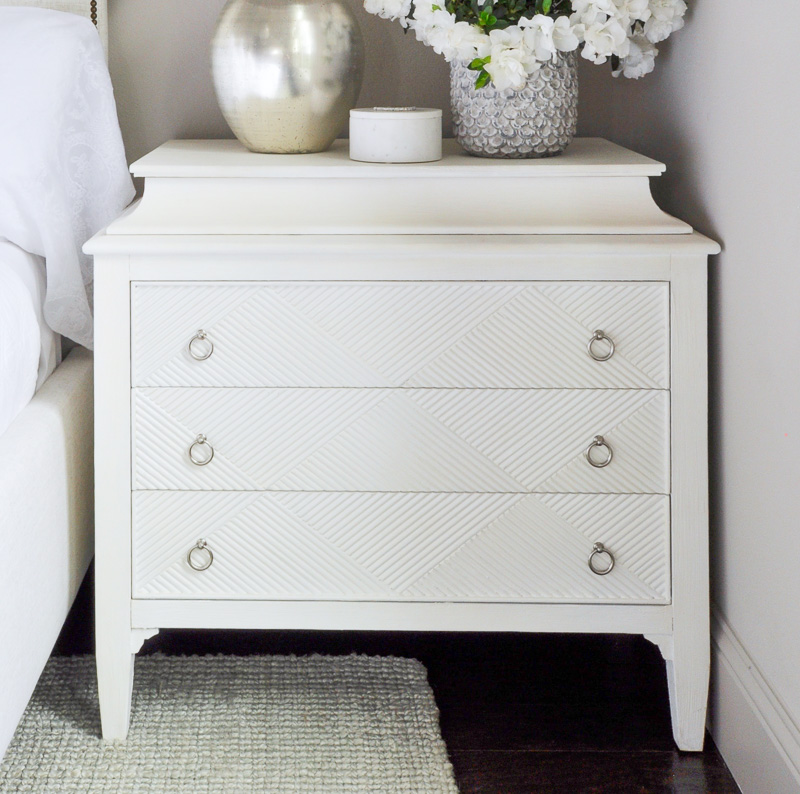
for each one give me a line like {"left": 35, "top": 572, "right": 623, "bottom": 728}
{"left": 0, "top": 241, "right": 60, "bottom": 438}
{"left": 0, "top": 0, "right": 132, "bottom": 760}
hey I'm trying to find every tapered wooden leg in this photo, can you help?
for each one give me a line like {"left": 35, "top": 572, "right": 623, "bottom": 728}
{"left": 96, "top": 642, "right": 135, "bottom": 742}
{"left": 646, "top": 631, "right": 710, "bottom": 751}
{"left": 666, "top": 258, "right": 711, "bottom": 752}
{"left": 94, "top": 257, "right": 135, "bottom": 742}
{"left": 666, "top": 649, "right": 710, "bottom": 751}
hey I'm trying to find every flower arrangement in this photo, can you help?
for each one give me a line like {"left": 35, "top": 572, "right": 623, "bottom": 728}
{"left": 363, "top": 0, "right": 687, "bottom": 89}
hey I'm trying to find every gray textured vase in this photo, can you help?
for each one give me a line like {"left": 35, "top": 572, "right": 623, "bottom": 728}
{"left": 450, "top": 53, "right": 578, "bottom": 158}
{"left": 211, "top": 0, "right": 364, "bottom": 154}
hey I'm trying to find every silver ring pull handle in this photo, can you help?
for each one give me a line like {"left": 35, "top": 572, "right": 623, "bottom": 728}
{"left": 187, "top": 539, "right": 214, "bottom": 572}
{"left": 588, "top": 542, "right": 615, "bottom": 576}
{"left": 586, "top": 435, "right": 613, "bottom": 468}
{"left": 189, "top": 434, "right": 214, "bottom": 466}
{"left": 587, "top": 330, "right": 615, "bottom": 362}
{"left": 188, "top": 330, "right": 214, "bottom": 361}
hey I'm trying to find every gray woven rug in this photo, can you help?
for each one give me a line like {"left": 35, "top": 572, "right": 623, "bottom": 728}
{"left": 0, "top": 654, "right": 458, "bottom": 793}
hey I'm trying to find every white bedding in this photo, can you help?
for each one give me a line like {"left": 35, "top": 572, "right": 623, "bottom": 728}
{"left": 0, "top": 240, "right": 61, "bottom": 438}
{"left": 0, "top": 7, "right": 134, "bottom": 350}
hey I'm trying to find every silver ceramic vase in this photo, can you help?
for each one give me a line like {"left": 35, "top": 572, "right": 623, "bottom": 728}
{"left": 211, "top": 0, "right": 364, "bottom": 154}
{"left": 450, "top": 53, "right": 578, "bottom": 158}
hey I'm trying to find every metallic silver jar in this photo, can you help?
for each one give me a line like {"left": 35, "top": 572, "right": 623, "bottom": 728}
{"left": 450, "top": 53, "right": 578, "bottom": 158}
{"left": 211, "top": 0, "right": 364, "bottom": 154}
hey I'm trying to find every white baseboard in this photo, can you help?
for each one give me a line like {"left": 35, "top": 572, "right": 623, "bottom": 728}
{"left": 709, "top": 605, "right": 800, "bottom": 794}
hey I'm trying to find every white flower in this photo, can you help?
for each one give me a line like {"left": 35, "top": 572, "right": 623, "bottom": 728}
{"left": 363, "top": 0, "right": 412, "bottom": 24}
{"left": 570, "top": 0, "right": 615, "bottom": 27}
{"left": 409, "top": 5, "right": 488, "bottom": 62}
{"left": 484, "top": 27, "right": 539, "bottom": 91}
{"left": 552, "top": 16, "right": 581, "bottom": 52}
{"left": 644, "top": 0, "right": 686, "bottom": 43}
{"left": 518, "top": 14, "right": 557, "bottom": 62}
{"left": 613, "top": 33, "right": 658, "bottom": 78}
{"left": 611, "top": 0, "right": 650, "bottom": 27}
{"left": 409, "top": 0, "right": 436, "bottom": 24}
{"left": 443, "top": 20, "right": 489, "bottom": 61}
{"left": 410, "top": 7, "right": 455, "bottom": 47}
{"left": 582, "top": 16, "right": 630, "bottom": 64}
{"left": 363, "top": 0, "right": 688, "bottom": 85}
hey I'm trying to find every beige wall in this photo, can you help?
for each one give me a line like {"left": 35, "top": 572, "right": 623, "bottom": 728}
{"left": 108, "top": 0, "right": 613, "bottom": 164}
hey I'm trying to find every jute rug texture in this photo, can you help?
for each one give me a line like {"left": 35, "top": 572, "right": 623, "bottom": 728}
{"left": 0, "top": 654, "right": 458, "bottom": 793}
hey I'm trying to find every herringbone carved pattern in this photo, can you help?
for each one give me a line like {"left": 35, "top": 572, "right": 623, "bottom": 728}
{"left": 132, "top": 282, "right": 669, "bottom": 388}
{"left": 132, "top": 388, "right": 669, "bottom": 493}
{"left": 132, "top": 492, "right": 670, "bottom": 602}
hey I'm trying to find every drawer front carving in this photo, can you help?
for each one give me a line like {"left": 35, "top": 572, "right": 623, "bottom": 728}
{"left": 132, "top": 491, "right": 670, "bottom": 603}
{"left": 133, "top": 388, "right": 670, "bottom": 494}
{"left": 132, "top": 282, "right": 669, "bottom": 388}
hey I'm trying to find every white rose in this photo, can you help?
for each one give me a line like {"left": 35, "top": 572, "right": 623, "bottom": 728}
{"left": 484, "top": 28, "right": 538, "bottom": 91}
{"left": 581, "top": 17, "right": 630, "bottom": 64}
{"left": 518, "top": 15, "right": 557, "bottom": 62}
{"left": 364, "top": 0, "right": 412, "bottom": 23}
{"left": 612, "top": 0, "right": 650, "bottom": 27}
{"left": 644, "top": 0, "right": 686, "bottom": 43}
{"left": 552, "top": 15, "right": 580, "bottom": 52}
{"left": 613, "top": 32, "right": 658, "bottom": 78}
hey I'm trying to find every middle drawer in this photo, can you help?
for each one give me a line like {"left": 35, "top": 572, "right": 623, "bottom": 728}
{"left": 133, "top": 388, "right": 669, "bottom": 494}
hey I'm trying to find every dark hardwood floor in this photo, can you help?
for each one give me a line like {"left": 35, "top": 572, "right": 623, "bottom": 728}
{"left": 55, "top": 567, "right": 740, "bottom": 793}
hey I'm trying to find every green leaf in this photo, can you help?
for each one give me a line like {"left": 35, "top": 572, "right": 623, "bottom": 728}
{"left": 468, "top": 56, "right": 490, "bottom": 70}
{"left": 475, "top": 69, "right": 491, "bottom": 89}
{"left": 542, "top": 0, "right": 552, "bottom": 12}
{"left": 479, "top": 8, "right": 497, "bottom": 26}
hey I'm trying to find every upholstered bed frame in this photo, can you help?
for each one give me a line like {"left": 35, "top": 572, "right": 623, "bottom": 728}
{"left": 0, "top": 0, "right": 108, "bottom": 55}
{"left": 0, "top": 0, "right": 103, "bottom": 761}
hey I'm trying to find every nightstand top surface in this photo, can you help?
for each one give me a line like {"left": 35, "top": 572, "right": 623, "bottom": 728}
{"left": 130, "top": 138, "right": 666, "bottom": 179}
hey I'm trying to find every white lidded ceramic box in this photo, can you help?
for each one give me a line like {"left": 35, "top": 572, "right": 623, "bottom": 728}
{"left": 349, "top": 107, "right": 442, "bottom": 163}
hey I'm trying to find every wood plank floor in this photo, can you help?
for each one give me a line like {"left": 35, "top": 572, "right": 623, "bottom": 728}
{"left": 56, "top": 568, "right": 741, "bottom": 793}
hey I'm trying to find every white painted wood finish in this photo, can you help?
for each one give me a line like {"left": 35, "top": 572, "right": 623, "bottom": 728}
{"left": 87, "top": 138, "right": 719, "bottom": 749}
{"left": 127, "top": 138, "right": 666, "bottom": 178}
{"left": 107, "top": 140, "right": 692, "bottom": 236}
{"left": 666, "top": 255, "right": 711, "bottom": 751}
{"left": 132, "top": 281, "right": 669, "bottom": 388}
{"left": 93, "top": 255, "right": 135, "bottom": 742}
{"left": 131, "top": 600, "right": 674, "bottom": 636}
{"left": 132, "top": 388, "right": 670, "bottom": 493}
{"left": 132, "top": 492, "right": 670, "bottom": 602}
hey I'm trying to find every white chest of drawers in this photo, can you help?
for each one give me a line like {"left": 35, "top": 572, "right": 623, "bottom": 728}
{"left": 87, "top": 139, "right": 719, "bottom": 749}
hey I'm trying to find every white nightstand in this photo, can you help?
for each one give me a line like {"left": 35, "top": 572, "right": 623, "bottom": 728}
{"left": 86, "top": 138, "right": 719, "bottom": 748}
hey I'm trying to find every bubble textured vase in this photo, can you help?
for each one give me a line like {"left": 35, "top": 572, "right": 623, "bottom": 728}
{"left": 450, "top": 53, "right": 578, "bottom": 158}
{"left": 211, "top": 0, "right": 364, "bottom": 154}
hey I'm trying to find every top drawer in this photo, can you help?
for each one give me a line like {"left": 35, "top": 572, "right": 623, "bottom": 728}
{"left": 132, "top": 282, "right": 669, "bottom": 389}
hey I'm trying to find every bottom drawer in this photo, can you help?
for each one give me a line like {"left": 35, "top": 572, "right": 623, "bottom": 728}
{"left": 132, "top": 492, "right": 670, "bottom": 603}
